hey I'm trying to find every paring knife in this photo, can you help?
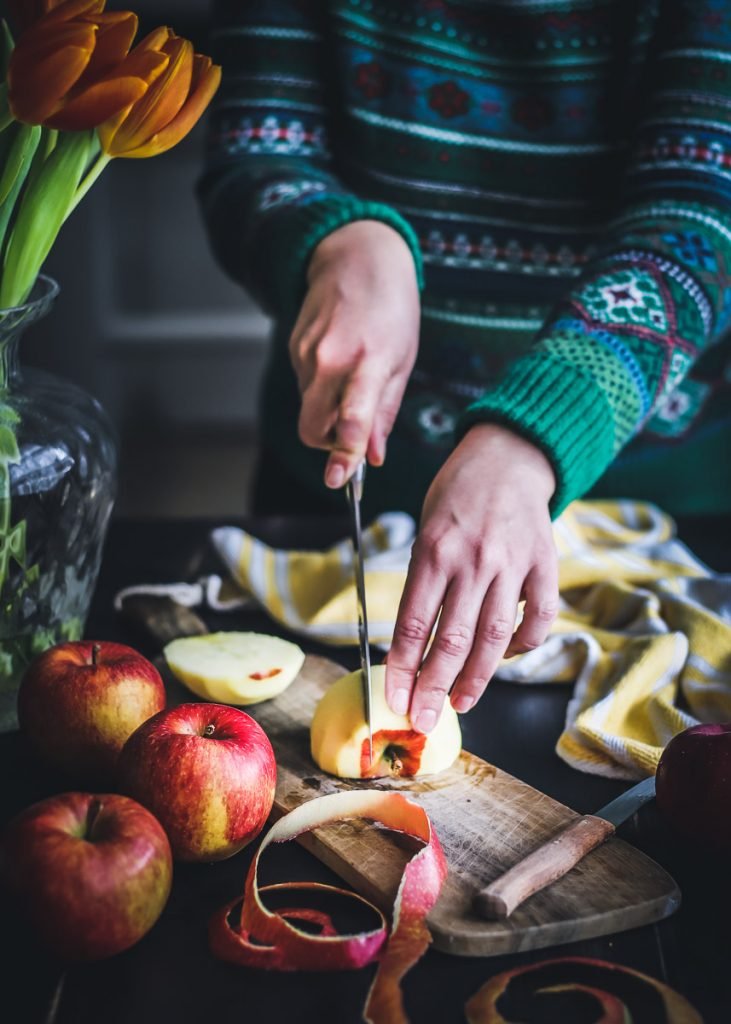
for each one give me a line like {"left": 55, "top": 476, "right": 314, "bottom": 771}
{"left": 346, "top": 460, "right": 373, "bottom": 765}
{"left": 474, "top": 775, "right": 656, "bottom": 920}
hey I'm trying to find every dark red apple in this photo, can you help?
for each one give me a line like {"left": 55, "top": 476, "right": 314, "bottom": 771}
{"left": 0, "top": 792, "right": 172, "bottom": 961}
{"left": 118, "top": 703, "right": 277, "bottom": 862}
{"left": 17, "top": 640, "right": 166, "bottom": 782}
{"left": 655, "top": 722, "right": 731, "bottom": 853}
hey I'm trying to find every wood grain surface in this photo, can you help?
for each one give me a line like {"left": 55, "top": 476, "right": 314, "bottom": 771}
{"left": 161, "top": 652, "right": 680, "bottom": 958}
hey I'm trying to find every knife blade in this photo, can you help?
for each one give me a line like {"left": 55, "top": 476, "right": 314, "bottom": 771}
{"left": 346, "top": 460, "right": 373, "bottom": 765}
{"left": 474, "top": 775, "right": 656, "bottom": 920}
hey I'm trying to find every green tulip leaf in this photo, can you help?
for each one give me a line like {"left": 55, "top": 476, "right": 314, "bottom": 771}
{"left": 0, "top": 20, "right": 13, "bottom": 80}
{"left": 0, "top": 122, "right": 40, "bottom": 206}
{"left": 0, "top": 424, "right": 19, "bottom": 461}
{"left": 0, "top": 84, "right": 12, "bottom": 133}
{"left": 0, "top": 130, "right": 92, "bottom": 307}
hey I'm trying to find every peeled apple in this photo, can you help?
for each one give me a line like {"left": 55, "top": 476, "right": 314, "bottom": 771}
{"left": 310, "top": 666, "right": 462, "bottom": 779}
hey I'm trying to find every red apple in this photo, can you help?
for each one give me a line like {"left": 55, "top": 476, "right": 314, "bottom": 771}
{"left": 0, "top": 792, "right": 172, "bottom": 961}
{"left": 118, "top": 703, "right": 277, "bottom": 862}
{"left": 655, "top": 722, "right": 731, "bottom": 853}
{"left": 17, "top": 640, "right": 166, "bottom": 783}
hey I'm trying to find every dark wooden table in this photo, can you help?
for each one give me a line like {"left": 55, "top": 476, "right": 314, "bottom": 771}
{"left": 2, "top": 515, "right": 730, "bottom": 1024}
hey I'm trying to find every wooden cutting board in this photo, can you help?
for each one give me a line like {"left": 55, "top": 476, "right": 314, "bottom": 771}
{"left": 158, "top": 651, "right": 680, "bottom": 958}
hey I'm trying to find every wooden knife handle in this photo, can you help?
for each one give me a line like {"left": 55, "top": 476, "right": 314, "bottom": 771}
{"left": 474, "top": 815, "right": 616, "bottom": 920}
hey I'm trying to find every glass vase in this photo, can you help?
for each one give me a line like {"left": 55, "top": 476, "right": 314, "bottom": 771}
{"left": 0, "top": 276, "right": 117, "bottom": 731}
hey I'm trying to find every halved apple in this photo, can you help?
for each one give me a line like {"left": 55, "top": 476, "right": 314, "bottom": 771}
{"left": 311, "top": 666, "right": 462, "bottom": 779}
{"left": 163, "top": 632, "right": 305, "bottom": 705}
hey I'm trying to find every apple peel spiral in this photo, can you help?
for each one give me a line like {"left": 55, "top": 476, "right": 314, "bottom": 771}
{"left": 464, "top": 957, "right": 702, "bottom": 1023}
{"left": 209, "top": 789, "right": 447, "bottom": 1024}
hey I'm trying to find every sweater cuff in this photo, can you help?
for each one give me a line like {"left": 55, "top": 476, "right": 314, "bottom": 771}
{"left": 457, "top": 352, "right": 616, "bottom": 518}
{"left": 252, "top": 195, "right": 424, "bottom": 317}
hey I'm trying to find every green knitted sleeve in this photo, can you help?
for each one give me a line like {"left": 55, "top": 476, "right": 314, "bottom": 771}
{"left": 459, "top": 4, "right": 731, "bottom": 518}
{"left": 197, "top": 1, "right": 422, "bottom": 318}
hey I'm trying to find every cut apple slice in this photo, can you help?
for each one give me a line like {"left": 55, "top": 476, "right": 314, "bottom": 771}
{"left": 311, "top": 666, "right": 462, "bottom": 779}
{"left": 164, "top": 632, "right": 305, "bottom": 705}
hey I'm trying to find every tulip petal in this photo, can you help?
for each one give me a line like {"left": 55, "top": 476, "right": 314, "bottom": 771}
{"left": 97, "top": 50, "right": 170, "bottom": 152}
{"left": 80, "top": 10, "right": 137, "bottom": 80}
{"left": 114, "top": 36, "right": 193, "bottom": 154}
{"left": 126, "top": 59, "right": 220, "bottom": 158}
{"left": 135, "top": 25, "right": 172, "bottom": 53}
{"left": 43, "top": 0, "right": 106, "bottom": 25}
{"left": 111, "top": 44, "right": 169, "bottom": 86}
{"left": 46, "top": 75, "right": 148, "bottom": 131}
{"left": 8, "top": 25, "right": 95, "bottom": 124}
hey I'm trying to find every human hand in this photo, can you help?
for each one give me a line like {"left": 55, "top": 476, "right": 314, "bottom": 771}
{"left": 385, "top": 424, "right": 559, "bottom": 732}
{"left": 290, "top": 220, "right": 420, "bottom": 486}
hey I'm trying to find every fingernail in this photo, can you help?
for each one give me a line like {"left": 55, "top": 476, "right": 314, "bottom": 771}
{"left": 452, "top": 695, "right": 474, "bottom": 714}
{"left": 326, "top": 464, "right": 345, "bottom": 488}
{"left": 414, "top": 709, "right": 438, "bottom": 734}
{"left": 390, "top": 688, "right": 410, "bottom": 715}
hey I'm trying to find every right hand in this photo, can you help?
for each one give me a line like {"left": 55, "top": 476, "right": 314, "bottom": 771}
{"left": 289, "top": 219, "right": 421, "bottom": 487}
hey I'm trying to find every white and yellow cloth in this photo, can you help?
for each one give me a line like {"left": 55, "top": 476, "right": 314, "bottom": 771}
{"left": 207, "top": 501, "right": 731, "bottom": 781}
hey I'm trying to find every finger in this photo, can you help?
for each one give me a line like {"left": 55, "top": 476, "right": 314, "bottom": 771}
{"left": 449, "top": 573, "right": 522, "bottom": 713}
{"left": 504, "top": 561, "right": 558, "bottom": 657}
{"left": 288, "top": 303, "right": 324, "bottom": 392}
{"left": 366, "top": 373, "right": 408, "bottom": 466}
{"left": 325, "top": 368, "right": 386, "bottom": 487}
{"left": 408, "top": 579, "right": 482, "bottom": 733}
{"left": 298, "top": 374, "right": 341, "bottom": 451}
{"left": 385, "top": 540, "right": 448, "bottom": 718}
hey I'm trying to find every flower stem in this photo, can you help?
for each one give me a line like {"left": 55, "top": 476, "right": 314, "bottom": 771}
{"left": 64, "top": 152, "right": 111, "bottom": 223}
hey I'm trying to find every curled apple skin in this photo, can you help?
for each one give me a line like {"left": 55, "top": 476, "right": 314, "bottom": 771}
{"left": 464, "top": 956, "right": 702, "bottom": 1023}
{"left": 655, "top": 722, "right": 731, "bottom": 853}
{"left": 209, "top": 789, "right": 447, "bottom": 1024}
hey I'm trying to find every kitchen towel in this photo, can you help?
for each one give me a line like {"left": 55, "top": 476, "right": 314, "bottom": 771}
{"left": 206, "top": 501, "right": 731, "bottom": 779}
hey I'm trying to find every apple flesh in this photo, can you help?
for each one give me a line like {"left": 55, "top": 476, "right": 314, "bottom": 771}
{"left": 163, "top": 631, "right": 305, "bottom": 705}
{"left": 17, "top": 640, "right": 166, "bottom": 783}
{"left": 1, "top": 792, "right": 172, "bottom": 961}
{"left": 655, "top": 722, "right": 731, "bottom": 853}
{"left": 118, "top": 702, "right": 277, "bottom": 862}
{"left": 310, "top": 666, "right": 462, "bottom": 779}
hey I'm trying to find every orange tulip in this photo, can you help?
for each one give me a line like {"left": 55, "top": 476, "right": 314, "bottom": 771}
{"left": 7, "top": 0, "right": 169, "bottom": 131}
{"left": 98, "top": 27, "right": 221, "bottom": 158}
{"left": 6, "top": 0, "right": 72, "bottom": 35}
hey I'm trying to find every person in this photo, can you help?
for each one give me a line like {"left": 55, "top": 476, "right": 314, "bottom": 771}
{"left": 198, "top": 0, "right": 731, "bottom": 736}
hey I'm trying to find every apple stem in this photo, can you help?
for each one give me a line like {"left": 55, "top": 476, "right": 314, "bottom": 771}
{"left": 203, "top": 724, "right": 216, "bottom": 738}
{"left": 91, "top": 643, "right": 102, "bottom": 667}
{"left": 86, "top": 798, "right": 103, "bottom": 840}
{"left": 389, "top": 753, "right": 403, "bottom": 775}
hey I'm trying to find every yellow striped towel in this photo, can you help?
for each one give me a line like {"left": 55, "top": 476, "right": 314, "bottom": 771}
{"left": 210, "top": 500, "right": 731, "bottom": 780}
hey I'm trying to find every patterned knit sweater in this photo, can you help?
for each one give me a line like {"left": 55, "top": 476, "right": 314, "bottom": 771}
{"left": 198, "top": 0, "right": 731, "bottom": 519}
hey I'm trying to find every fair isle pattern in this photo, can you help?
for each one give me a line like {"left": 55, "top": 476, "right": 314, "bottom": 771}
{"left": 421, "top": 228, "right": 594, "bottom": 276}
{"left": 200, "top": 0, "right": 731, "bottom": 518}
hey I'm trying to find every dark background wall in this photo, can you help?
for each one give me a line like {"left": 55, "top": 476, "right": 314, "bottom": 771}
{"left": 23, "top": 0, "right": 271, "bottom": 517}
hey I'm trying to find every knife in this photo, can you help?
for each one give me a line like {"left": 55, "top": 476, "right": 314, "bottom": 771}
{"left": 474, "top": 775, "right": 656, "bottom": 919}
{"left": 345, "top": 460, "right": 373, "bottom": 766}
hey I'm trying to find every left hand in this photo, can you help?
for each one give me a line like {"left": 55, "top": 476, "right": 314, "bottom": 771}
{"left": 385, "top": 423, "right": 559, "bottom": 733}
